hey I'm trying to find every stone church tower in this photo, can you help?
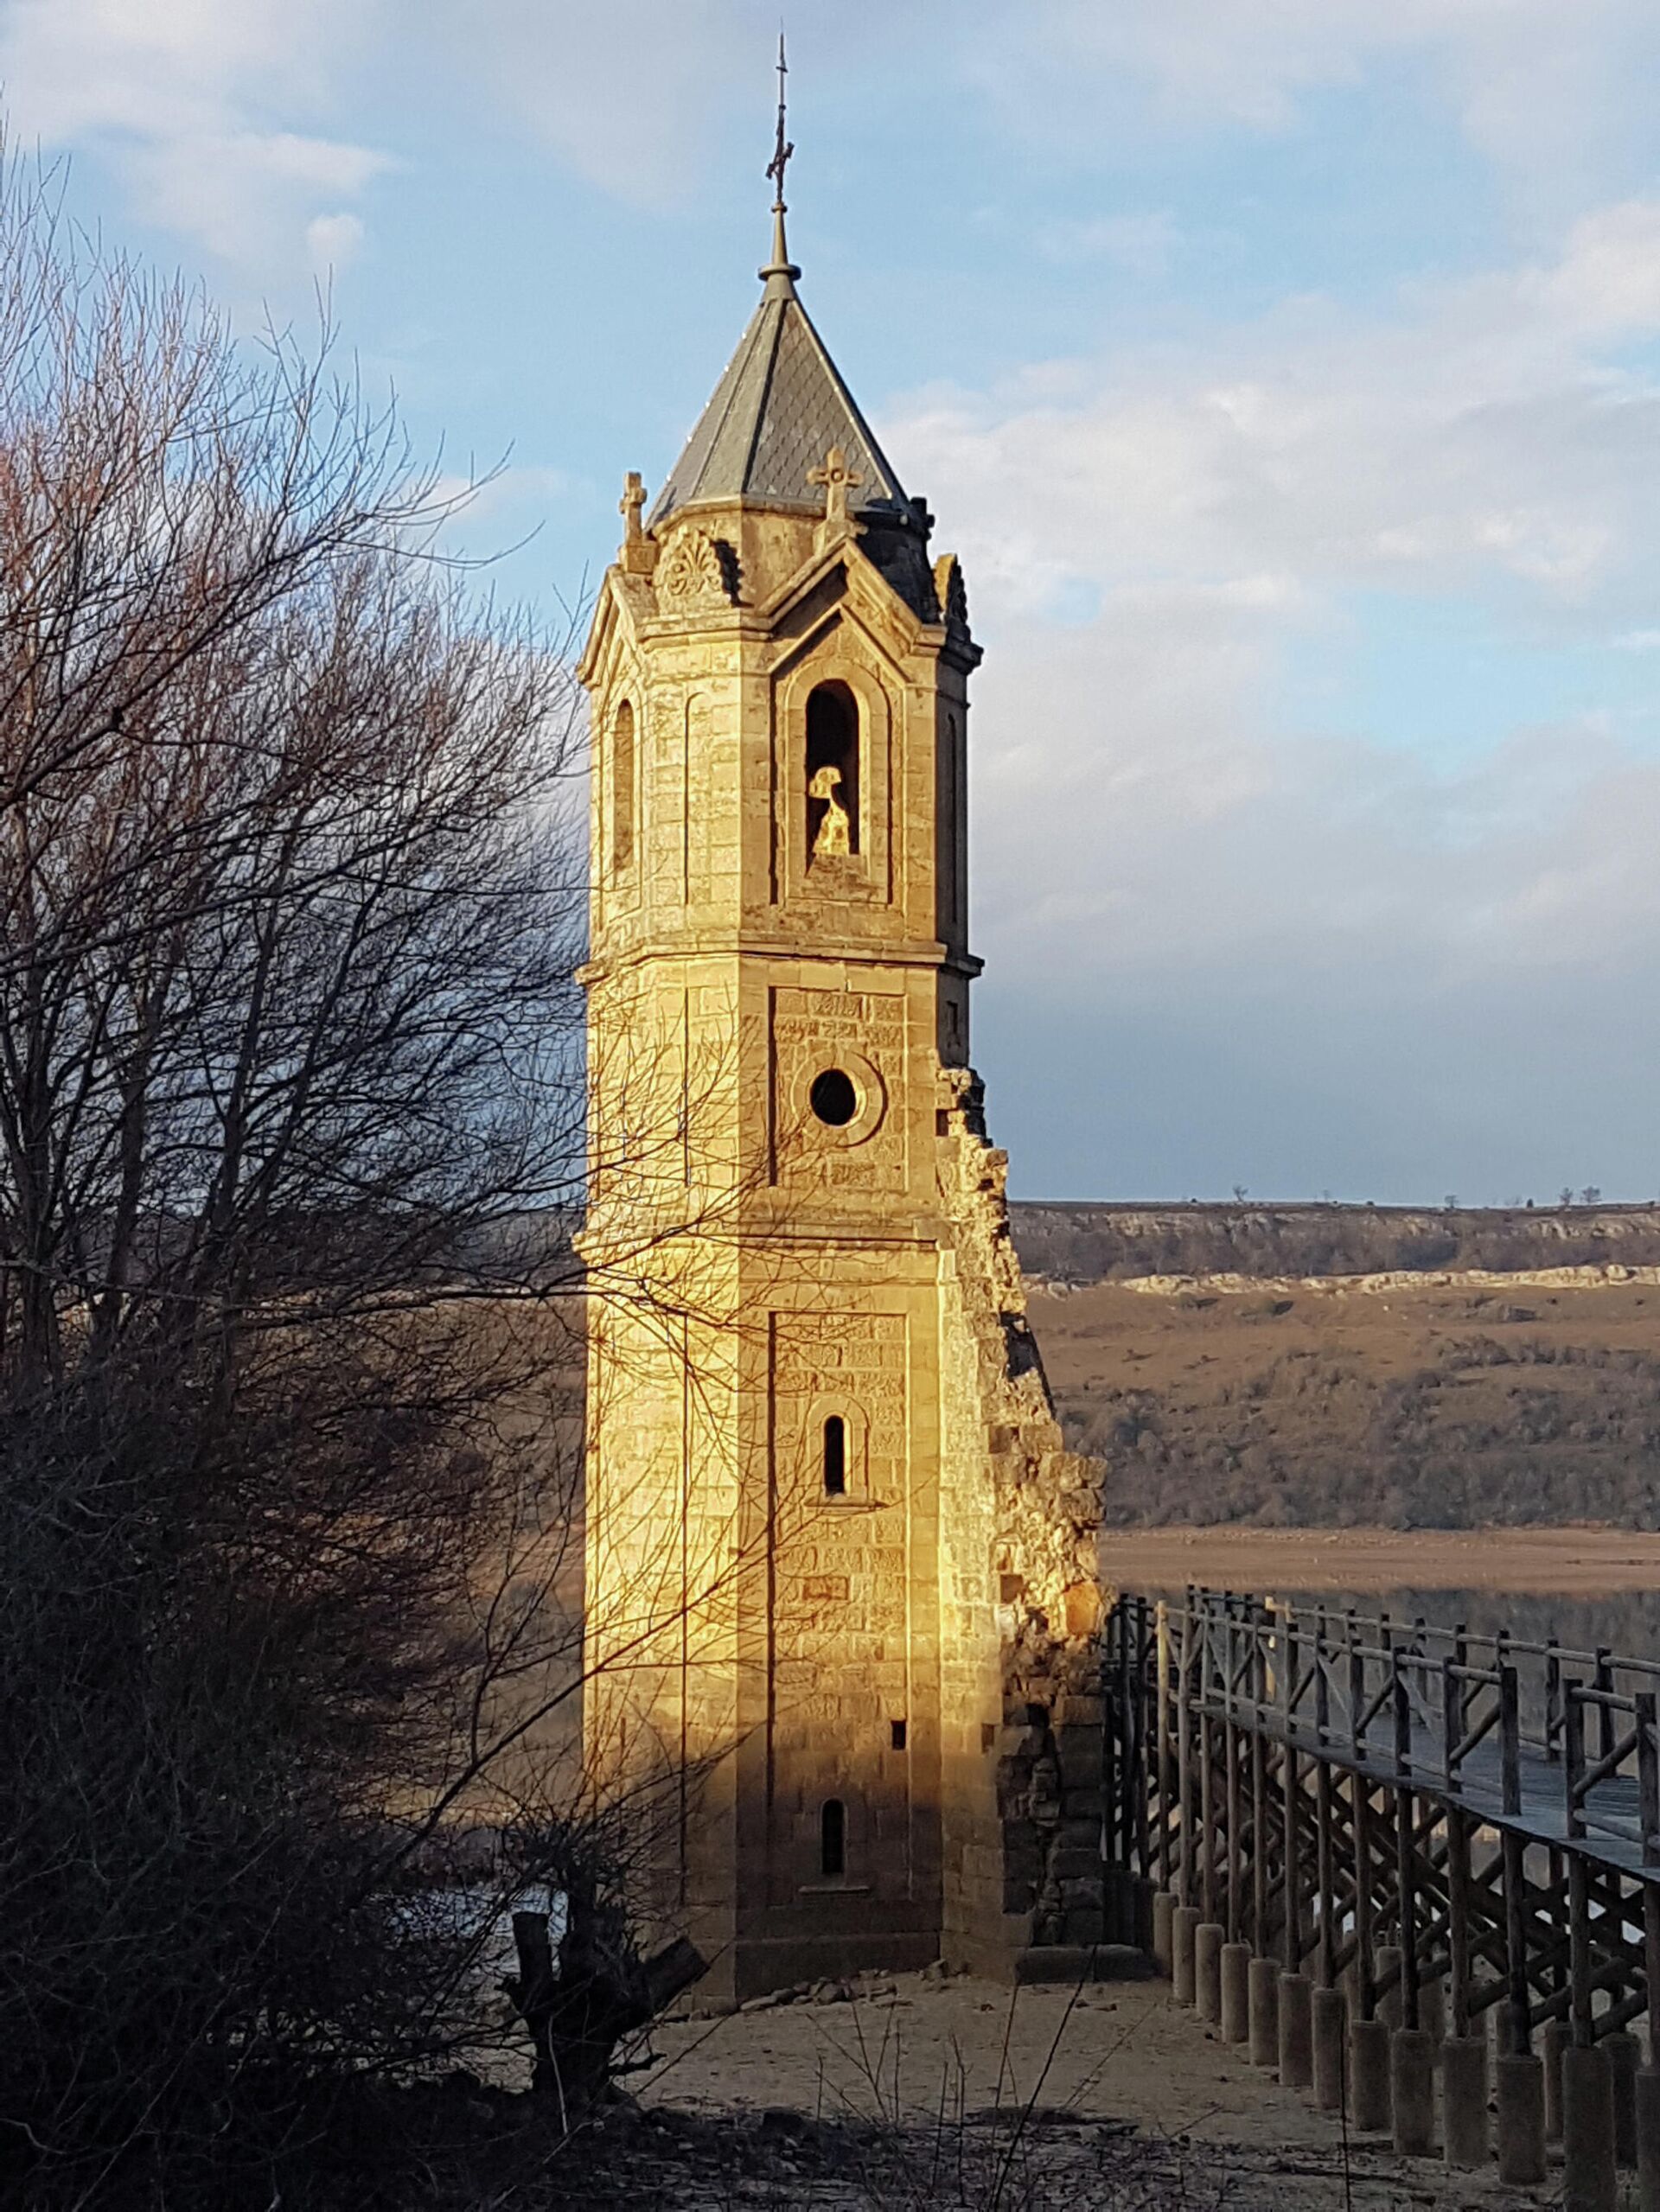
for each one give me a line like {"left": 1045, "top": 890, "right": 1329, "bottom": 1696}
{"left": 578, "top": 173, "right": 1103, "bottom": 2008}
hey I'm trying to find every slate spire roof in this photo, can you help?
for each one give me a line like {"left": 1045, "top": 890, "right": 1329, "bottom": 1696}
{"left": 648, "top": 203, "right": 910, "bottom": 529}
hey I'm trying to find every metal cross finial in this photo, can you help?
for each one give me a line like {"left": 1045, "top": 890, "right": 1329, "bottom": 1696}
{"left": 766, "top": 32, "right": 793, "bottom": 209}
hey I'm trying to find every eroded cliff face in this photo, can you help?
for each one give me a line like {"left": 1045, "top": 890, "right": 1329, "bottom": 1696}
{"left": 935, "top": 1068, "right": 1108, "bottom": 1966}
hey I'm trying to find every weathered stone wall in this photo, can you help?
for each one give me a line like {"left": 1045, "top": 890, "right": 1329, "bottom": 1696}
{"left": 935, "top": 1066, "right": 1107, "bottom": 1975}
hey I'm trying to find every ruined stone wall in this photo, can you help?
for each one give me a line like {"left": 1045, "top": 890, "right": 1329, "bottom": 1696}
{"left": 935, "top": 1067, "right": 1107, "bottom": 1975}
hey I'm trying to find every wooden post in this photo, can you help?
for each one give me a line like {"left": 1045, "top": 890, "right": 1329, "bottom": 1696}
{"left": 1282, "top": 1606, "right": 1300, "bottom": 1969}
{"left": 1317, "top": 1754, "right": 1336, "bottom": 1989}
{"left": 1155, "top": 1598, "right": 1172, "bottom": 1896}
{"left": 1394, "top": 1656, "right": 1419, "bottom": 2030}
{"left": 1284, "top": 1736, "right": 1302, "bottom": 1972}
{"left": 1638, "top": 1696, "right": 1660, "bottom": 2097}
{"left": 1504, "top": 1827, "right": 1533, "bottom": 2057}
{"left": 1121, "top": 1599, "right": 1142, "bottom": 1887}
{"left": 1564, "top": 1679, "right": 1586, "bottom": 1842}
{"left": 1252, "top": 1716, "right": 1270, "bottom": 1953}
{"left": 1177, "top": 1606, "right": 1193, "bottom": 1909}
{"left": 1500, "top": 1664, "right": 1522, "bottom": 1818}
{"left": 1135, "top": 1600, "right": 1152, "bottom": 1885}
{"left": 1200, "top": 1694, "right": 1217, "bottom": 1925}
{"left": 1355, "top": 1771, "right": 1376, "bottom": 2021}
{"left": 1447, "top": 1806, "right": 1472, "bottom": 2041}
{"left": 1569, "top": 1849, "right": 1593, "bottom": 2050}
{"left": 1636, "top": 1690, "right": 1657, "bottom": 1872}
{"left": 1226, "top": 1706, "right": 1242, "bottom": 1945}
{"left": 1594, "top": 1648, "right": 1615, "bottom": 1763}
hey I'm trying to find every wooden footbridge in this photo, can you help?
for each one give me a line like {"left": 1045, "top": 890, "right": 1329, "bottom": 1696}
{"left": 1101, "top": 1584, "right": 1660, "bottom": 2207}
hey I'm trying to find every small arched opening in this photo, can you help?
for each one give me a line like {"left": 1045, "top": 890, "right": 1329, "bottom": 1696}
{"left": 820, "top": 1798, "right": 846, "bottom": 1878}
{"left": 822, "top": 1413, "right": 846, "bottom": 1496}
{"left": 806, "top": 681, "right": 859, "bottom": 859}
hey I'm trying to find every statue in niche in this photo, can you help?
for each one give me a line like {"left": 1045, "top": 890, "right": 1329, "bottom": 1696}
{"left": 808, "top": 764, "right": 852, "bottom": 858}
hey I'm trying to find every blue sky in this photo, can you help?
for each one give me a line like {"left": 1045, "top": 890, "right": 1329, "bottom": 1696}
{"left": 11, "top": 0, "right": 1660, "bottom": 1202}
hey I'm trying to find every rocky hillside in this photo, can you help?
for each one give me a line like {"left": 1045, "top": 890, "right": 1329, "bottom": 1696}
{"left": 1009, "top": 1200, "right": 1660, "bottom": 1286}
{"left": 1011, "top": 1205, "right": 1660, "bottom": 1530}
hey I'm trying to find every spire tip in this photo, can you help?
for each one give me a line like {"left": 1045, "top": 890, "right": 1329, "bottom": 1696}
{"left": 761, "top": 29, "right": 800, "bottom": 296}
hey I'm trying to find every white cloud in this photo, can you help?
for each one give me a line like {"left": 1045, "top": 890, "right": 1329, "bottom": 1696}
{"left": 305, "top": 211, "right": 365, "bottom": 273}
{"left": 431, "top": 0, "right": 765, "bottom": 206}
{"left": 1535, "top": 201, "right": 1660, "bottom": 334}
{"left": 969, "top": 0, "right": 1660, "bottom": 217}
{"left": 874, "top": 194, "right": 1660, "bottom": 1190}
{"left": 893, "top": 205, "right": 1660, "bottom": 626}
{"left": 0, "top": 0, "right": 389, "bottom": 272}
{"left": 1040, "top": 211, "right": 1178, "bottom": 277}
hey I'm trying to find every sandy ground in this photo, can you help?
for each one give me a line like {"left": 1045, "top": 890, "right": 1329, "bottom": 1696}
{"left": 1100, "top": 1522, "right": 1660, "bottom": 1595}
{"left": 635, "top": 1969, "right": 1565, "bottom": 2209}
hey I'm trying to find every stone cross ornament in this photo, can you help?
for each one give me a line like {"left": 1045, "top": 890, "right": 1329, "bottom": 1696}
{"left": 618, "top": 469, "right": 655, "bottom": 575}
{"left": 808, "top": 445, "right": 861, "bottom": 536}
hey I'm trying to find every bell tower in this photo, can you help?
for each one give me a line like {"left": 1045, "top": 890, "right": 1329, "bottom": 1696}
{"left": 578, "top": 113, "right": 1102, "bottom": 2006}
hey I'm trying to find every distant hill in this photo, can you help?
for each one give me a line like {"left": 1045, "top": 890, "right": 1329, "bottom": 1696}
{"left": 1012, "top": 1204, "right": 1660, "bottom": 1531}
{"left": 1010, "top": 1200, "right": 1660, "bottom": 1286}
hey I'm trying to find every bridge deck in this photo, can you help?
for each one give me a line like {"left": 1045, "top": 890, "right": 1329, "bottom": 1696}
{"left": 1205, "top": 1691, "right": 1653, "bottom": 1878}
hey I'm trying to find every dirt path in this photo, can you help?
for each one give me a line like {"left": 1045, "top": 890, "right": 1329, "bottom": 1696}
{"left": 637, "top": 1970, "right": 1555, "bottom": 2208}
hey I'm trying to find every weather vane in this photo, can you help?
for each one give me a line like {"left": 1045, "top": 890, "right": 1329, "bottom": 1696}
{"left": 766, "top": 31, "right": 793, "bottom": 209}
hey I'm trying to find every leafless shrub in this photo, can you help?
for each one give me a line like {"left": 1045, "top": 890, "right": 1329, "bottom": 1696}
{"left": 0, "top": 150, "right": 706, "bottom": 2207}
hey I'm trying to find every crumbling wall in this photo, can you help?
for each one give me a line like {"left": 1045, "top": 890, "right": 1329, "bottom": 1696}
{"left": 935, "top": 1067, "right": 1108, "bottom": 1973}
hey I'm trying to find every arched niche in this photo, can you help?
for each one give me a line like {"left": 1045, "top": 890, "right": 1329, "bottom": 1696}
{"left": 805, "top": 679, "right": 859, "bottom": 859}
{"left": 773, "top": 649, "right": 893, "bottom": 908}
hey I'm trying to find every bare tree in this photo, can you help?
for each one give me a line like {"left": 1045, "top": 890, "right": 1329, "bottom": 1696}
{"left": 0, "top": 154, "right": 665, "bottom": 2205}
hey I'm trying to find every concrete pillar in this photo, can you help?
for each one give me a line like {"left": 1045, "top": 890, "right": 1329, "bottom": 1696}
{"left": 1419, "top": 1973, "right": 1446, "bottom": 2047}
{"left": 1219, "top": 1942, "right": 1251, "bottom": 2044}
{"left": 1195, "top": 1922, "right": 1224, "bottom": 2025}
{"left": 1172, "top": 1904, "right": 1200, "bottom": 2006}
{"left": 1634, "top": 2064, "right": 1660, "bottom": 2212}
{"left": 1606, "top": 2030, "right": 1640, "bottom": 2168}
{"left": 1312, "top": 1985, "right": 1346, "bottom": 2113}
{"left": 1248, "top": 1954, "right": 1279, "bottom": 2069}
{"left": 1496, "top": 2051, "right": 1548, "bottom": 2187}
{"left": 1376, "top": 1942, "right": 1402, "bottom": 2030}
{"left": 1391, "top": 2027, "right": 1436, "bottom": 2156}
{"left": 1350, "top": 2015, "right": 1392, "bottom": 2133}
{"left": 1562, "top": 2041, "right": 1618, "bottom": 2212}
{"left": 1440, "top": 2035, "right": 1488, "bottom": 2169}
{"left": 1545, "top": 2015, "right": 1568, "bottom": 2142}
{"left": 1279, "top": 1972, "right": 1313, "bottom": 2091}
{"left": 1152, "top": 1889, "right": 1174, "bottom": 1976}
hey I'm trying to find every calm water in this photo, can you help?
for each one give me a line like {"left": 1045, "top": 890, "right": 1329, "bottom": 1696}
{"left": 1117, "top": 1582, "right": 1660, "bottom": 1667}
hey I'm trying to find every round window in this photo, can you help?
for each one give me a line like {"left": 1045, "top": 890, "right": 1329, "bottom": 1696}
{"left": 808, "top": 1068, "right": 859, "bottom": 1127}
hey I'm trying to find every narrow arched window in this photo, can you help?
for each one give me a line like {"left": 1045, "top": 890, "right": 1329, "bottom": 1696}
{"left": 939, "top": 711, "right": 962, "bottom": 931}
{"left": 822, "top": 1414, "right": 846, "bottom": 1496}
{"left": 820, "top": 1798, "right": 846, "bottom": 1878}
{"left": 611, "top": 699, "right": 635, "bottom": 875}
{"left": 806, "top": 681, "right": 859, "bottom": 859}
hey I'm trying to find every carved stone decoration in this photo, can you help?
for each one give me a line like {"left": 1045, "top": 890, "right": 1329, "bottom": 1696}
{"left": 934, "top": 552, "right": 969, "bottom": 634}
{"left": 658, "top": 526, "right": 729, "bottom": 606}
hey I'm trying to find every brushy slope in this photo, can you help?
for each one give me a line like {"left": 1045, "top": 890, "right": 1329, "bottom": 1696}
{"left": 1012, "top": 1206, "right": 1660, "bottom": 1530}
